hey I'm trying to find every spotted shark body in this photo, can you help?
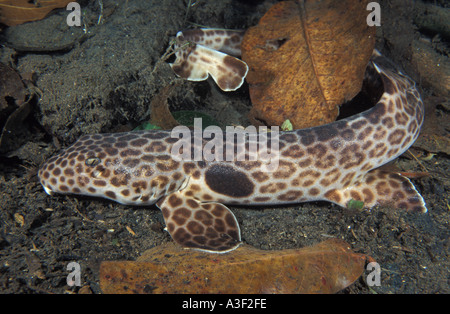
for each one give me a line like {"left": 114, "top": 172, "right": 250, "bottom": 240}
{"left": 38, "top": 31, "right": 426, "bottom": 253}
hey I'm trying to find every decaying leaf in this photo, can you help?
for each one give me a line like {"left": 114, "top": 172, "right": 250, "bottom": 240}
{"left": 0, "top": 62, "right": 26, "bottom": 110}
{"left": 0, "top": 0, "right": 73, "bottom": 26}
{"left": 0, "top": 62, "right": 32, "bottom": 153}
{"left": 241, "top": 0, "right": 375, "bottom": 129}
{"left": 100, "top": 239, "right": 369, "bottom": 294}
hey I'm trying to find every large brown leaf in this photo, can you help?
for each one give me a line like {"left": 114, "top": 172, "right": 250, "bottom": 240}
{"left": 241, "top": 0, "right": 375, "bottom": 129}
{"left": 100, "top": 239, "right": 369, "bottom": 294}
{"left": 0, "top": 0, "right": 73, "bottom": 26}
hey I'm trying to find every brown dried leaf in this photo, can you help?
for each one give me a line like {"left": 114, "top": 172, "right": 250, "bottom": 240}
{"left": 0, "top": 62, "right": 32, "bottom": 153}
{"left": 0, "top": 0, "right": 73, "bottom": 26}
{"left": 241, "top": 0, "right": 375, "bottom": 129}
{"left": 0, "top": 62, "right": 25, "bottom": 110}
{"left": 100, "top": 239, "right": 368, "bottom": 294}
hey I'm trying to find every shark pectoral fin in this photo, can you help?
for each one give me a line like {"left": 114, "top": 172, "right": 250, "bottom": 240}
{"left": 325, "top": 170, "right": 427, "bottom": 213}
{"left": 170, "top": 43, "right": 248, "bottom": 92}
{"left": 156, "top": 192, "right": 241, "bottom": 253}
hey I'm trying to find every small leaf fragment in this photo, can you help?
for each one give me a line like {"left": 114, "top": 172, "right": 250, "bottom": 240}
{"left": 281, "top": 119, "right": 293, "bottom": 131}
{"left": 133, "top": 122, "right": 162, "bottom": 131}
{"left": 172, "top": 110, "right": 219, "bottom": 128}
{"left": 347, "top": 199, "right": 365, "bottom": 210}
{"left": 14, "top": 213, "right": 24, "bottom": 227}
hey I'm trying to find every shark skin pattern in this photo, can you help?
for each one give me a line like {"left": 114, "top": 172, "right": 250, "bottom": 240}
{"left": 170, "top": 28, "right": 248, "bottom": 92}
{"left": 38, "top": 32, "right": 426, "bottom": 253}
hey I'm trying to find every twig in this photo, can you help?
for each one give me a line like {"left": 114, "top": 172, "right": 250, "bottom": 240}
{"left": 149, "top": 40, "right": 191, "bottom": 78}
{"left": 97, "top": 0, "right": 104, "bottom": 24}
{"left": 184, "top": 0, "right": 193, "bottom": 25}
{"left": 407, "top": 150, "right": 428, "bottom": 172}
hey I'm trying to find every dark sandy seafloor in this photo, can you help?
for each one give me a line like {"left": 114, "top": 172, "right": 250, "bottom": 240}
{"left": 0, "top": 0, "right": 448, "bottom": 294}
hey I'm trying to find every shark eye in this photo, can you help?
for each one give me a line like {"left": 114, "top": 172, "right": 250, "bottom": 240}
{"left": 85, "top": 157, "right": 101, "bottom": 167}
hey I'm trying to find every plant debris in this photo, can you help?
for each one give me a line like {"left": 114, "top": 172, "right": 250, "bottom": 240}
{"left": 100, "top": 239, "right": 369, "bottom": 294}
{"left": 241, "top": 0, "right": 375, "bottom": 129}
{"left": 0, "top": 62, "right": 32, "bottom": 153}
{"left": 0, "top": 0, "right": 73, "bottom": 26}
